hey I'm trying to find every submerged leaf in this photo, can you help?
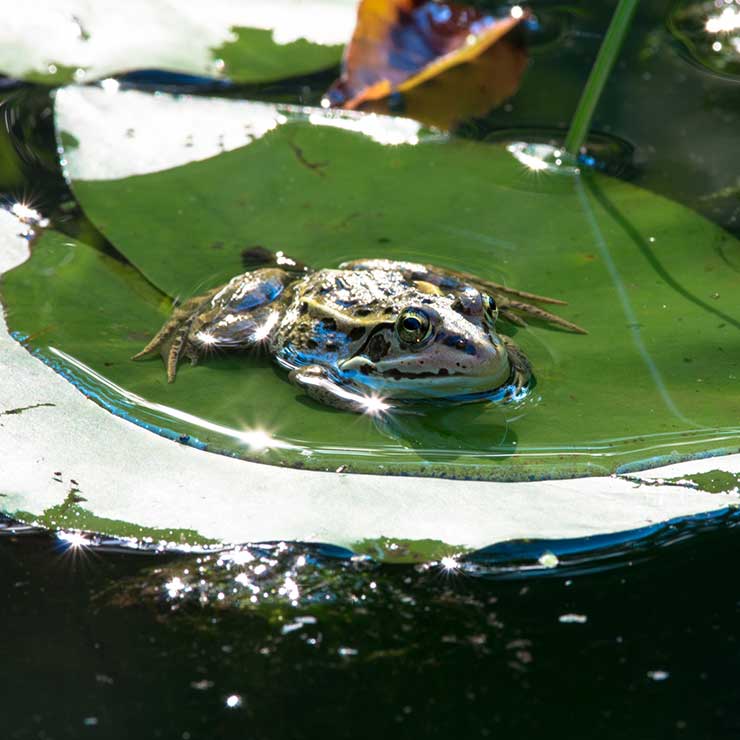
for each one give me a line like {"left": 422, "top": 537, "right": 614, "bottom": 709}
{"left": 324, "top": 0, "right": 529, "bottom": 128}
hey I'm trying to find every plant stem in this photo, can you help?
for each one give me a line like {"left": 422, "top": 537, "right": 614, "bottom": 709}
{"left": 564, "top": 0, "right": 640, "bottom": 156}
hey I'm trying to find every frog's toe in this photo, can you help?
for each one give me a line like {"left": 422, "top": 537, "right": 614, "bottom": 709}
{"left": 165, "top": 327, "right": 192, "bottom": 383}
{"left": 131, "top": 335, "right": 165, "bottom": 361}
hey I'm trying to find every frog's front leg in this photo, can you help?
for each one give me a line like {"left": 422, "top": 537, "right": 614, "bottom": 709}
{"left": 289, "top": 365, "right": 392, "bottom": 415}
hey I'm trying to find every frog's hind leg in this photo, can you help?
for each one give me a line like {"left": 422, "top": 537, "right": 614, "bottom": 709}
{"left": 396, "top": 263, "right": 586, "bottom": 334}
{"left": 498, "top": 298, "right": 587, "bottom": 334}
{"left": 474, "top": 280, "right": 567, "bottom": 306}
{"left": 132, "top": 290, "right": 218, "bottom": 365}
{"left": 133, "top": 268, "right": 290, "bottom": 382}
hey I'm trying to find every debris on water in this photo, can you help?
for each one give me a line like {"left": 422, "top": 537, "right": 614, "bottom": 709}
{"left": 190, "top": 679, "right": 214, "bottom": 691}
{"left": 647, "top": 670, "right": 670, "bottom": 682}
{"left": 538, "top": 551, "right": 559, "bottom": 568}
{"left": 281, "top": 615, "right": 317, "bottom": 634}
{"left": 559, "top": 613, "right": 588, "bottom": 624}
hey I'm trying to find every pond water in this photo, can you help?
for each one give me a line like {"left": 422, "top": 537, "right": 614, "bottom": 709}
{"left": 1, "top": 0, "right": 739, "bottom": 736}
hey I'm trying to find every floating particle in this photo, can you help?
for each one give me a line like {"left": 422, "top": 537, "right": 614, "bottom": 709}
{"left": 538, "top": 551, "right": 559, "bottom": 568}
{"left": 559, "top": 613, "right": 588, "bottom": 624}
{"left": 647, "top": 670, "right": 670, "bottom": 681}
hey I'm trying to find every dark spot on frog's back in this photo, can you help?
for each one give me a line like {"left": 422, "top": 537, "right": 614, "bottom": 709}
{"left": 321, "top": 318, "right": 337, "bottom": 331}
{"left": 348, "top": 327, "right": 366, "bottom": 341}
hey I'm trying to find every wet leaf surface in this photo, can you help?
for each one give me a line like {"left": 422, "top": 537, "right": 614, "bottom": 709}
{"left": 0, "top": 1, "right": 353, "bottom": 84}
{"left": 4, "top": 88, "right": 739, "bottom": 481}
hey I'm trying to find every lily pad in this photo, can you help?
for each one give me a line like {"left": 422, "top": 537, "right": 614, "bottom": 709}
{"left": 2, "top": 210, "right": 740, "bottom": 555}
{"left": 4, "top": 86, "right": 740, "bottom": 481}
{"left": 0, "top": 0, "right": 355, "bottom": 84}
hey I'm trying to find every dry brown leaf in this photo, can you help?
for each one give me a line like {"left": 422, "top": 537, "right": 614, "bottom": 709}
{"left": 324, "top": 0, "right": 529, "bottom": 129}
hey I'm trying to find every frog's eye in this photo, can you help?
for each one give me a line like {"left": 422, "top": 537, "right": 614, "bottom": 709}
{"left": 483, "top": 294, "right": 499, "bottom": 324}
{"left": 396, "top": 308, "right": 433, "bottom": 346}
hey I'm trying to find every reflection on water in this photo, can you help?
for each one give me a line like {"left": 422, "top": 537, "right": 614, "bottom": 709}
{"left": 3, "top": 506, "right": 740, "bottom": 738}
{"left": 18, "top": 504, "right": 737, "bottom": 609}
{"left": 27, "top": 338, "right": 740, "bottom": 481}
{"left": 669, "top": 0, "right": 740, "bottom": 77}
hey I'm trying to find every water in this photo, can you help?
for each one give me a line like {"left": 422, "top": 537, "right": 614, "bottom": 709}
{"left": 1, "top": 0, "right": 740, "bottom": 736}
{"left": 4, "top": 510, "right": 740, "bottom": 739}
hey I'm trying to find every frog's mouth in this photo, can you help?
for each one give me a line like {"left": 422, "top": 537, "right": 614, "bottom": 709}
{"left": 338, "top": 355, "right": 512, "bottom": 397}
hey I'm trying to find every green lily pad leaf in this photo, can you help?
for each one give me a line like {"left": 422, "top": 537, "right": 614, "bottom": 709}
{"left": 2, "top": 211, "right": 740, "bottom": 555}
{"left": 0, "top": 1, "right": 355, "bottom": 84}
{"left": 9, "top": 86, "right": 740, "bottom": 481}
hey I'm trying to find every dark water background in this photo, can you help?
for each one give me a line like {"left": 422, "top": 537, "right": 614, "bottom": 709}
{"left": 1, "top": 0, "right": 740, "bottom": 737}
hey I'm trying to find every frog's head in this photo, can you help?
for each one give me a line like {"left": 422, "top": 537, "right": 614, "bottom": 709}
{"left": 339, "top": 287, "right": 517, "bottom": 399}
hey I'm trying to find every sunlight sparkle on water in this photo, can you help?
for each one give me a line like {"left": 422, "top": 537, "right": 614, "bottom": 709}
{"left": 706, "top": 6, "right": 740, "bottom": 33}
{"left": 361, "top": 393, "right": 391, "bottom": 416}
{"left": 538, "top": 551, "right": 560, "bottom": 568}
{"left": 308, "top": 111, "right": 422, "bottom": 147}
{"left": 510, "top": 5, "right": 524, "bottom": 19}
{"left": 225, "top": 694, "right": 243, "bottom": 709}
{"left": 58, "top": 531, "right": 91, "bottom": 549}
{"left": 237, "top": 427, "right": 279, "bottom": 451}
{"left": 440, "top": 556, "right": 460, "bottom": 572}
{"left": 507, "top": 142, "right": 550, "bottom": 172}
{"left": 252, "top": 310, "right": 280, "bottom": 342}
{"left": 164, "top": 576, "right": 187, "bottom": 598}
{"left": 195, "top": 330, "right": 217, "bottom": 346}
{"left": 100, "top": 78, "right": 120, "bottom": 94}
{"left": 10, "top": 201, "right": 49, "bottom": 228}
{"left": 507, "top": 142, "right": 580, "bottom": 176}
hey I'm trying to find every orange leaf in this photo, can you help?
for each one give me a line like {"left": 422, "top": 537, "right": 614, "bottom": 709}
{"left": 324, "top": 0, "right": 529, "bottom": 129}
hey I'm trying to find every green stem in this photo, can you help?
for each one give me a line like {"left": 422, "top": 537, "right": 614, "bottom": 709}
{"left": 564, "top": 0, "right": 640, "bottom": 156}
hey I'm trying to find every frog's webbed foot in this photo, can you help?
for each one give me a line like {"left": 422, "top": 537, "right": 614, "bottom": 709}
{"left": 289, "top": 365, "right": 393, "bottom": 415}
{"left": 133, "top": 269, "right": 290, "bottom": 382}
{"left": 502, "top": 336, "right": 532, "bottom": 392}
{"left": 451, "top": 273, "right": 587, "bottom": 334}
{"left": 132, "top": 290, "right": 221, "bottom": 382}
{"left": 497, "top": 298, "right": 587, "bottom": 335}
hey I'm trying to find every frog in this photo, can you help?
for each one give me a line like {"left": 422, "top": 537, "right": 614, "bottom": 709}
{"left": 133, "top": 248, "right": 585, "bottom": 414}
